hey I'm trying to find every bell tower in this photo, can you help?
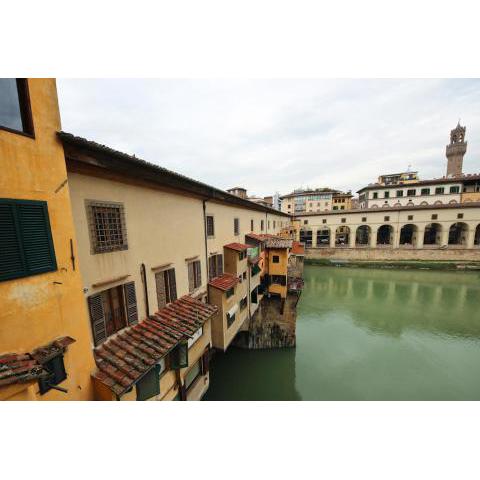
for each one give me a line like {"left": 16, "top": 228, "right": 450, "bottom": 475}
{"left": 446, "top": 122, "right": 467, "bottom": 177}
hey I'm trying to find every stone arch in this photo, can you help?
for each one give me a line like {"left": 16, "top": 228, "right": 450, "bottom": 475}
{"left": 434, "top": 200, "right": 443, "bottom": 205}
{"left": 399, "top": 223, "right": 418, "bottom": 246}
{"left": 448, "top": 222, "right": 469, "bottom": 246}
{"left": 382, "top": 203, "right": 389, "bottom": 208}
{"left": 449, "top": 199, "right": 458, "bottom": 205}
{"left": 394, "top": 202, "right": 402, "bottom": 207}
{"left": 424, "top": 223, "right": 442, "bottom": 245}
{"left": 371, "top": 204, "right": 378, "bottom": 209}
{"left": 377, "top": 224, "right": 394, "bottom": 245}
{"left": 299, "top": 228, "right": 313, "bottom": 248}
{"left": 406, "top": 201, "right": 414, "bottom": 207}
{"left": 335, "top": 226, "right": 350, "bottom": 247}
{"left": 420, "top": 201, "right": 428, "bottom": 206}
{"left": 316, "top": 227, "right": 330, "bottom": 247}
{"left": 355, "top": 225, "right": 371, "bottom": 246}
{"left": 475, "top": 224, "right": 480, "bottom": 246}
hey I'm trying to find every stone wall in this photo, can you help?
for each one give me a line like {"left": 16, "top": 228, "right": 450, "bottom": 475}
{"left": 233, "top": 295, "right": 298, "bottom": 349}
{"left": 305, "top": 247, "right": 480, "bottom": 261}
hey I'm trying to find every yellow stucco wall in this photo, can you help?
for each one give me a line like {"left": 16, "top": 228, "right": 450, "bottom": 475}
{"left": 266, "top": 248, "right": 289, "bottom": 298}
{"left": 0, "top": 79, "right": 95, "bottom": 400}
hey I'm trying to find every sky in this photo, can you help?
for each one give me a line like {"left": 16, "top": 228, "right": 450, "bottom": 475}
{"left": 57, "top": 79, "right": 480, "bottom": 197}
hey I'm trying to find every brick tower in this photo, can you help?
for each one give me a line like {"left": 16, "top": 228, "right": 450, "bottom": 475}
{"left": 446, "top": 122, "right": 467, "bottom": 177}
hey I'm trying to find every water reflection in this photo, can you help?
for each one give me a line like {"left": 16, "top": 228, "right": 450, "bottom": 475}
{"left": 303, "top": 267, "right": 480, "bottom": 339}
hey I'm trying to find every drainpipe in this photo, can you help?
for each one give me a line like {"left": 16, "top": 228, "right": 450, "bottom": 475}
{"left": 141, "top": 263, "right": 150, "bottom": 317}
{"left": 203, "top": 200, "right": 210, "bottom": 303}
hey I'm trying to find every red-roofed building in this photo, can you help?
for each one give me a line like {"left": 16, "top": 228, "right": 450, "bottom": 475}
{"left": 92, "top": 295, "right": 217, "bottom": 401}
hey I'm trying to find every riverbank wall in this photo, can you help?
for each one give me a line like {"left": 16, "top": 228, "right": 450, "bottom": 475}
{"left": 305, "top": 247, "right": 480, "bottom": 270}
{"left": 233, "top": 295, "right": 299, "bottom": 349}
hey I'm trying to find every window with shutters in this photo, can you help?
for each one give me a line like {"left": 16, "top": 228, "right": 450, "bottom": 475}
{"left": 0, "top": 79, "right": 34, "bottom": 136}
{"left": 136, "top": 364, "right": 160, "bottom": 401}
{"left": 234, "top": 218, "right": 239, "bottom": 236}
{"left": 206, "top": 215, "right": 214, "bottom": 237}
{"left": 0, "top": 199, "right": 57, "bottom": 282}
{"left": 184, "top": 359, "right": 202, "bottom": 391}
{"left": 86, "top": 200, "right": 127, "bottom": 254}
{"left": 208, "top": 254, "right": 223, "bottom": 280}
{"left": 87, "top": 282, "right": 138, "bottom": 346}
{"left": 187, "top": 260, "right": 202, "bottom": 292}
{"left": 261, "top": 220, "right": 264, "bottom": 231}
{"left": 155, "top": 268, "right": 177, "bottom": 309}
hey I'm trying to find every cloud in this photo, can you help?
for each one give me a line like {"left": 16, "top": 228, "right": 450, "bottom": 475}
{"left": 57, "top": 79, "right": 480, "bottom": 197}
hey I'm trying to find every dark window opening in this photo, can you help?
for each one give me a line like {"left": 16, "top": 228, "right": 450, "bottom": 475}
{"left": 0, "top": 79, "right": 34, "bottom": 136}
{"left": 240, "top": 296, "right": 248, "bottom": 310}
{"left": 272, "top": 255, "right": 280, "bottom": 263}
{"left": 136, "top": 364, "right": 160, "bottom": 401}
{"left": 435, "top": 187, "right": 444, "bottom": 195}
{"left": 226, "top": 287, "right": 234, "bottom": 298}
{"left": 206, "top": 215, "right": 214, "bottom": 237}
{"left": 234, "top": 218, "right": 240, "bottom": 235}
{"left": 407, "top": 189, "right": 416, "bottom": 196}
{"left": 171, "top": 342, "right": 188, "bottom": 370}
{"left": 421, "top": 188, "right": 430, "bottom": 196}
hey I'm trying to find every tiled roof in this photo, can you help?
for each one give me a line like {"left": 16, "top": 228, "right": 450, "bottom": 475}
{"left": 92, "top": 295, "right": 217, "bottom": 397}
{"left": 265, "top": 238, "right": 293, "bottom": 249}
{"left": 224, "top": 242, "right": 251, "bottom": 252}
{"left": 0, "top": 337, "right": 76, "bottom": 388}
{"left": 291, "top": 241, "right": 305, "bottom": 255}
{"left": 208, "top": 273, "right": 239, "bottom": 291}
{"left": 245, "top": 232, "right": 277, "bottom": 242}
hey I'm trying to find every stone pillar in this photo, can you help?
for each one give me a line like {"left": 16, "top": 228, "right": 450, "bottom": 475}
{"left": 466, "top": 229, "right": 475, "bottom": 249}
{"left": 311, "top": 228, "right": 317, "bottom": 248}
{"left": 440, "top": 227, "right": 450, "bottom": 247}
{"left": 370, "top": 227, "right": 378, "bottom": 248}
{"left": 416, "top": 228, "right": 424, "bottom": 249}
{"left": 330, "top": 228, "right": 336, "bottom": 248}
{"left": 393, "top": 226, "right": 400, "bottom": 249}
{"left": 349, "top": 226, "right": 356, "bottom": 248}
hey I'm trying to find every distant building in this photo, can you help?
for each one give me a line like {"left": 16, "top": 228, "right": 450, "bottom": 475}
{"left": 357, "top": 123, "right": 480, "bottom": 209}
{"left": 227, "top": 187, "right": 248, "bottom": 199}
{"left": 280, "top": 188, "right": 353, "bottom": 214}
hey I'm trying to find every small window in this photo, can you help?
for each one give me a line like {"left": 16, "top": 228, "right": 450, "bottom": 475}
{"left": 421, "top": 188, "right": 430, "bottom": 196}
{"left": 251, "top": 219, "right": 254, "bottom": 231}
{"left": 304, "top": 220, "right": 308, "bottom": 225}
{"left": 155, "top": 268, "right": 177, "bottom": 309}
{"left": 268, "top": 221, "right": 270, "bottom": 229}
{"left": 206, "top": 215, "right": 214, "bottom": 237}
{"left": 242, "top": 271, "right": 246, "bottom": 280}
{"left": 87, "top": 200, "right": 128, "bottom": 254}
{"left": 0, "top": 79, "right": 34, "bottom": 136}
{"left": 226, "top": 311, "right": 236, "bottom": 327}
{"left": 208, "top": 254, "right": 223, "bottom": 280}
{"left": 407, "top": 189, "right": 416, "bottom": 196}
{"left": 238, "top": 251, "right": 245, "bottom": 261}
{"left": 272, "top": 255, "right": 280, "bottom": 263}
{"left": 170, "top": 342, "right": 188, "bottom": 369}
{"left": 362, "top": 217, "right": 367, "bottom": 222}
{"left": 384, "top": 191, "right": 390, "bottom": 198}
{"left": 450, "top": 186, "right": 460, "bottom": 194}
{"left": 384, "top": 216, "right": 390, "bottom": 221}
{"left": 435, "top": 187, "right": 444, "bottom": 195}
{"left": 273, "top": 221, "right": 276, "bottom": 228}
{"left": 457, "top": 213, "right": 463, "bottom": 219}
{"left": 226, "top": 287, "right": 234, "bottom": 298}
{"left": 322, "top": 219, "right": 327, "bottom": 224}
{"left": 136, "top": 364, "right": 161, "bottom": 401}
{"left": 261, "top": 220, "right": 264, "bottom": 231}
{"left": 373, "top": 192, "right": 378, "bottom": 199}
{"left": 396, "top": 190, "right": 404, "bottom": 197}
{"left": 431, "top": 214, "right": 438, "bottom": 220}
{"left": 187, "top": 260, "right": 202, "bottom": 292}
{"left": 185, "top": 359, "right": 202, "bottom": 391}
{"left": 0, "top": 199, "right": 57, "bottom": 282}
{"left": 240, "top": 296, "right": 248, "bottom": 310}
{"left": 341, "top": 218, "right": 346, "bottom": 223}
{"left": 38, "top": 354, "right": 67, "bottom": 395}
{"left": 408, "top": 215, "right": 413, "bottom": 221}
{"left": 234, "top": 218, "right": 240, "bottom": 235}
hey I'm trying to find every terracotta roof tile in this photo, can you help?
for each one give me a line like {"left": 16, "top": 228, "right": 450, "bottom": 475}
{"left": 245, "top": 232, "right": 277, "bottom": 242}
{"left": 265, "top": 238, "right": 293, "bottom": 249}
{"left": 92, "top": 295, "right": 217, "bottom": 397}
{"left": 224, "top": 242, "right": 251, "bottom": 252}
{"left": 291, "top": 241, "right": 305, "bottom": 255}
{"left": 208, "top": 273, "right": 240, "bottom": 291}
{"left": 0, "top": 336, "right": 76, "bottom": 388}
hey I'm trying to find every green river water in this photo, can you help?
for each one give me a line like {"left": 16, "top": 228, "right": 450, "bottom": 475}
{"left": 204, "top": 265, "right": 480, "bottom": 400}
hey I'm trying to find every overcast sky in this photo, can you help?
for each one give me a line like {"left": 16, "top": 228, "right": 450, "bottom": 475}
{"left": 57, "top": 79, "right": 480, "bottom": 197}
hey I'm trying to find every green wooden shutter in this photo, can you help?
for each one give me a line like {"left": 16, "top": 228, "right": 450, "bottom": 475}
{"left": 0, "top": 199, "right": 56, "bottom": 282}
{"left": 18, "top": 202, "right": 56, "bottom": 274}
{"left": 0, "top": 202, "right": 25, "bottom": 281}
{"left": 171, "top": 342, "right": 189, "bottom": 369}
{"left": 136, "top": 364, "right": 160, "bottom": 401}
{"left": 124, "top": 282, "right": 138, "bottom": 325}
{"left": 168, "top": 268, "right": 177, "bottom": 302}
{"left": 88, "top": 293, "right": 107, "bottom": 346}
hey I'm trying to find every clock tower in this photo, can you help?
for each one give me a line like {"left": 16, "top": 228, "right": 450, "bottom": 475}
{"left": 446, "top": 122, "right": 467, "bottom": 177}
